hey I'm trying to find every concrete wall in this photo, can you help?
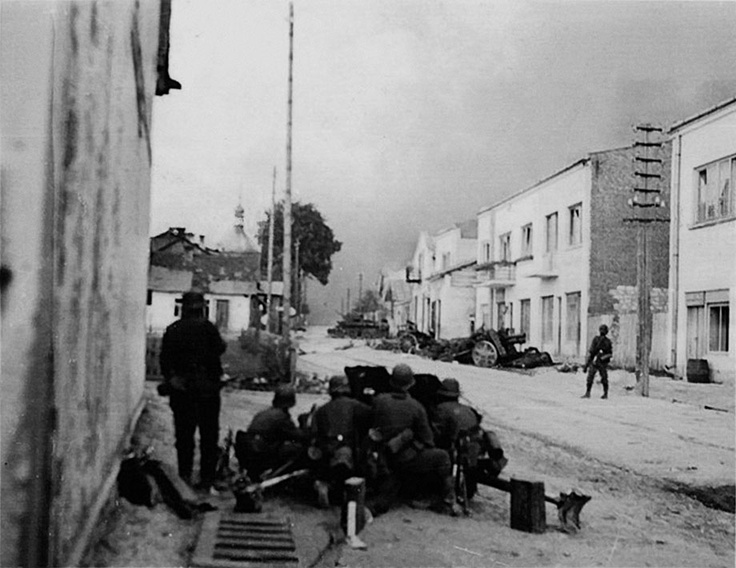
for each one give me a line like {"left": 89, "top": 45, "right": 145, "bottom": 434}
{"left": 1, "top": 1, "right": 160, "bottom": 565}
{"left": 436, "top": 274, "right": 476, "bottom": 338}
{"left": 670, "top": 103, "right": 736, "bottom": 384}
{"left": 589, "top": 285, "right": 670, "bottom": 370}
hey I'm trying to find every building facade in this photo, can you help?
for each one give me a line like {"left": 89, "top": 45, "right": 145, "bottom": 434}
{"left": 475, "top": 145, "right": 671, "bottom": 366}
{"left": 668, "top": 97, "right": 736, "bottom": 383}
{"left": 1, "top": 1, "right": 174, "bottom": 565}
{"left": 408, "top": 221, "right": 478, "bottom": 339}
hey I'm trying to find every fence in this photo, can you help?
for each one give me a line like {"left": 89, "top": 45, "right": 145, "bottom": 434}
{"left": 588, "top": 313, "right": 669, "bottom": 371}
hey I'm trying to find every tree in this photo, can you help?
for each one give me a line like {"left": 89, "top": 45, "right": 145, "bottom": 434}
{"left": 258, "top": 201, "right": 342, "bottom": 286}
{"left": 355, "top": 289, "right": 381, "bottom": 315}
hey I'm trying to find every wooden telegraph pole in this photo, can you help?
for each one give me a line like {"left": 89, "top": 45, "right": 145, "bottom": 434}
{"left": 627, "top": 124, "right": 666, "bottom": 397}
{"left": 266, "top": 167, "right": 276, "bottom": 332}
{"left": 283, "top": 2, "right": 295, "bottom": 380}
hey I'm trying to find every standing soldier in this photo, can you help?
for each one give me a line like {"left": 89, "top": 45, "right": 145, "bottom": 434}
{"left": 159, "top": 291, "right": 227, "bottom": 491}
{"left": 310, "top": 375, "right": 372, "bottom": 507}
{"left": 582, "top": 324, "right": 613, "bottom": 399}
{"left": 367, "top": 364, "right": 460, "bottom": 517}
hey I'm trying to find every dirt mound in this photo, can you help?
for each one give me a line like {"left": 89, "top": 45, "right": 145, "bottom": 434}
{"left": 670, "top": 483, "right": 735, "bottom": 513}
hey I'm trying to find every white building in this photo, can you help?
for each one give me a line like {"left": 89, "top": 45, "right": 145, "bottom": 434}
{"left": 668, "top": 97, "right": 736, "bottom": 383}
{"left": 378, "top": 268, "right": 412, "bottom": 335}
{"left": 475, "top": 145, "right": 671, "bottom": 365}
{"left": 147, "top": 264, "right": 284, "bottom": 336}
{"left": 407, "top": 221, "right": 478, "bottom": 339}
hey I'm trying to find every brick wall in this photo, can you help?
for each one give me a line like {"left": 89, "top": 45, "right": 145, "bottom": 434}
{"left": 588, "top": 144, "right": 671, "bottom": 315}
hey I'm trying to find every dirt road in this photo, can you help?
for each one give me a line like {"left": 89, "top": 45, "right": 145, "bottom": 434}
{"left": 296, "top": 328, "right": 735, "bottom": 567}
{"left": 86, "top": 328, "right": 734, "bottom": 567}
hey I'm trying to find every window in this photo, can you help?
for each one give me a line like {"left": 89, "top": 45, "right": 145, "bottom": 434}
{"left": 566, "top": 292, "right": 581, "bottom": 348}
{"left": 480, "top": 303, "right": 491, "bottom": 330}
{"left": 147, "top": 289, "right": 153, "bottom": 306}
{"left": 709, "top": 304, "right": 729, "bottom": 352}
{"left": 696, "top": 155, "right": 736, "bottom": 222}
{"left": 417, "top": 253, "right": 424, "bottom": 279}
{"left": 542, "top": 296, "right": 554, "bottom": 343}
{"left": 569, "top": 203, "right": 582, "bottom": 246}
{"left": 520, "top": 299, "right": 531, "bottom": 336}
{"left": 521, "top": 224, "right": 533, "bottom": 257}
{"left": 545, "top": 213, "right": 558, "bottom": 253}
{"left": 216, "top": 299, "right": 230, "bottom": 330}
{"left": 441, "top": 252, "right": 451, "bottom": 270}
{"left": 499, "top": 232, "right": 511, "bottom": 262}
{"left": 482, "top": 241, "right": 491, "bottom": 263}
{"left": 174, "top": 297, "right": 182, "bottom": 317}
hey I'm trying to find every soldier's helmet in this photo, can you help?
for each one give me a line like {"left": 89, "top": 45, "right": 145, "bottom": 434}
{"left": 273, "top": 384, "right": 297, "bottom": 409}
{"left": 599, "top": 324, "right": 609, "bottom": 335}
{"left": 328, "top": 375, "right": 351, "bottom": 396}
{"left": 437, "top": 378, "right": 461, "bottom": 399}
{"left": 390, "top": 364, "right": 415, "bottom": 391}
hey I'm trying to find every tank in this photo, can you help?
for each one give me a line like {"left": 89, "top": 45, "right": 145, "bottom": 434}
{"left": 327, "top": 314, "right": 389, "bottom": 339}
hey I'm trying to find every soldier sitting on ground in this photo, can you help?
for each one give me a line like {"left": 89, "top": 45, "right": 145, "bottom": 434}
{"left": 431, "top": 378, "right": 507, "bottom": 501}
{"left": 309, "top": 375, "right": 372, "bottom": 508}
{"left": 235, "top": 385, "right": 309, "bottom": 481}
{"left": 366, "top": 364, "right": 462, "bottom": 517}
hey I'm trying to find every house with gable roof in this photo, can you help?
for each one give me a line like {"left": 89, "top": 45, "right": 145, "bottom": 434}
{"left": 147, "top": 205, "right": 282, "bottom": 335}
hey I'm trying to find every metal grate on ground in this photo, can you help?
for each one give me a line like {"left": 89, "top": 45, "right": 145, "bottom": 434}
{"left": 191, "top": 512, "right": 300, "bottom": 568}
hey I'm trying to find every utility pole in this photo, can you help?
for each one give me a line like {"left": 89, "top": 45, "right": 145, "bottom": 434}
{"left": 294, "top": 239, "right": 300, "bottom": 326}
{"left": 347, "top": 288, "right": 351, "bottom": 316}
{"left": 283, "top": 2, "right": 294, "bottom": 380}
{"left": 358, "top": 272, "right": 363, "bottom": 315}
{"left": 266, "top": 167, "right": 276, "bottom": 333}
{"left": 627, "top": 124, "right": 666, "bottom": 397}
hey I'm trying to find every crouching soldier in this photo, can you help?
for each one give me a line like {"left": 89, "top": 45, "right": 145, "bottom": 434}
{"left": 309, "top": 375, "right": 372, "bottom": 507}
{"left": 367, "top": 364, "right": 461, "bottom": 517}
{"left": 235, "top": 385, "right": 309, "bottom": 481}
{"left": 432, "top": 378, "right": 507, "bottom": 501}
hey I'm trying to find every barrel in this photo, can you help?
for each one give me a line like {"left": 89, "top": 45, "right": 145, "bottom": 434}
{"left": 686, "top": 358, "right": 710, "bottom": 383}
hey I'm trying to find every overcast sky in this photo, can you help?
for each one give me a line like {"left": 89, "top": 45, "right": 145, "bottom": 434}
{"left": 150, "top": 0, "right": 736, "bottom": 324}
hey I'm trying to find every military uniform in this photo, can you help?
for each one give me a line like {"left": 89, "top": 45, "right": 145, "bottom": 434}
{"left": 237, "top": 386, "right": 308, "bottom": 480}
{"left": 310, "top": 375, "right": 372, "bottom": 506}
{"left": 583, "top": 325, "right": 613, "bottom": 399}
{"left": 159, "top": 292, "right": 227, "bottom": 487}
{"left": 367, "top": 364, "right": 458, "bottom": 516}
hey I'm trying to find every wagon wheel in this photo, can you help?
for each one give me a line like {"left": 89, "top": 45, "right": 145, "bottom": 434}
{"left": 399, "top": 333, "right": 418, "bottom": 354}
{"left": 472, "top": 340, "right": 498, "bottom": 367}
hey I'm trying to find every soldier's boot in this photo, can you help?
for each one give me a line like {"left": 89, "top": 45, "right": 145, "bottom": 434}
{"left": 601, "top": 377, "right": 609, "bottom": 399}
{"left": 582, "top": 375, "right": 593, "bottom": 398}
{"left": 432, "top": 474, "right": 462, "bottom": 517}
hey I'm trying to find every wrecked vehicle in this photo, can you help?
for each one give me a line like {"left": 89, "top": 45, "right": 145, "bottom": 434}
{"left": 393, "top": 325, "right": 554, "bottom": 369}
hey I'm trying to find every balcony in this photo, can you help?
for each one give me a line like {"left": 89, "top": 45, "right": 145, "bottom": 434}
{"left": 528, "top": 253, "right": 559, "bottom": 278}
{"left": 475, "top": 261, "right": 516, "bottom": 288}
